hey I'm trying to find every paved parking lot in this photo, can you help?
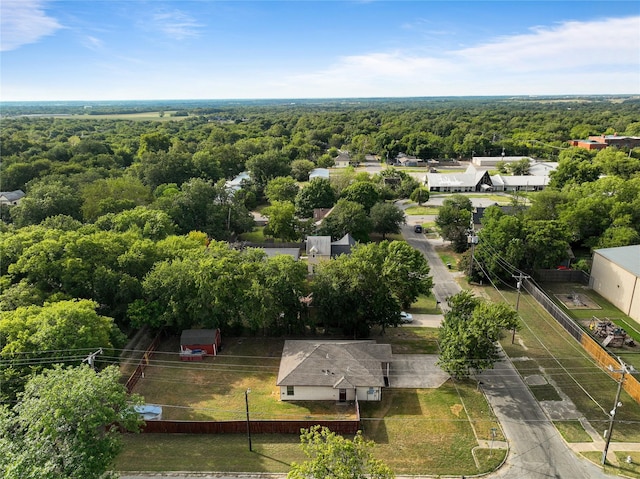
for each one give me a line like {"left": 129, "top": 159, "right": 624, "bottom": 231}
{"left": 388, "top": 354, "right": 450, "bottom": 388}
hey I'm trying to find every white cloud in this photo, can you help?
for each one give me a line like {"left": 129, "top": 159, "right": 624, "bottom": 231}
{"left": 150, "top": 10, "right": 203, "bottom": 40}
{"left": 275, "top": 15, "right": 640, "bottom": 97}
{"left": 0, "top": 0, "right": 62, "bottom": 51}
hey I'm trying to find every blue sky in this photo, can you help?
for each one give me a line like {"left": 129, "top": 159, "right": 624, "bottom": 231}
{"left": 1, "top": 1, "right": 639, "bottom": 101}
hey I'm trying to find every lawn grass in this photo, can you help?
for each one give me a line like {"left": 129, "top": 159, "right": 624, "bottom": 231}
{"left": 553, "top": 420, "right": 593, "bottom": 442}
{"left": 239, "top": 227, "right": 267, "bottom": 243}
{"left": 528, "top": 384, "right": 562, "bottom": 401}
{"left": 131, "top": 337, "right": 357, "bottom": 421}
{"left": 582, "top": 451, "right": 640, "bottom": 479}
{"left": 117, "top": 433, "right": 305, "bottom": 472}
{"left": 360, "top": 383, "right": 500, "bottom": 475}
{"left": 480, "top": 285, "right": 640, "bottom": 442}
{"left": 408, "top": 293, "right": 440, "bottom": 314}
{"left": 404, "top": 205, "right": 440, "bottom": 215}
{"left": 377, "top": 326, "right": 440, "bottom": 354}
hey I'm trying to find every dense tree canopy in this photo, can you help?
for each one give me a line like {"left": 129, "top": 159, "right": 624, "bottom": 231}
{"left": 0, "top": 365, "right": 143, "bottom": 479}
{"left": 312, "top": 241, "right": 432, "bottom": 337}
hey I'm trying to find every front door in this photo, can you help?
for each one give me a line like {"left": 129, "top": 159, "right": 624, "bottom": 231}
{"left": 339, "top": 389, "right": 346, "bottom": 402}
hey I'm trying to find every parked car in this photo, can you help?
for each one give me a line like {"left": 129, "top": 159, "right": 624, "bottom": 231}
{"left": 414, "top": 225, "right": 423, "bottom": 233}
{"left": 400, "top": 311, "right": 413, "bottom": 323}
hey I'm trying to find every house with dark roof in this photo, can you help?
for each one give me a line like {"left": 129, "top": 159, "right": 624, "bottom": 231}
{"left": 276, "top": 340, "right": 392, "bottom": 401}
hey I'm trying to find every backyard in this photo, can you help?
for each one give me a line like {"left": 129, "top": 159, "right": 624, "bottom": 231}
{"left": 118, "top": 327, "right": 504, "bottom": 475}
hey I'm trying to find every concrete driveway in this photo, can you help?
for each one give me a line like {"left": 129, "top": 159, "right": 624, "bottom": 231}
{"left": 388, "top": 354, "right": 449, "bottom": 388}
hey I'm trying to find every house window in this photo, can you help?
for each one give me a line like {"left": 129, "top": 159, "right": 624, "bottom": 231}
{"left": 286, "top": 386, "right": 294, "bottom": 396}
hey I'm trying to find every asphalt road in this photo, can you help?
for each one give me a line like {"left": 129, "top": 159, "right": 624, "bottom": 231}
{"left": 402, "top": 224, "right": 461, "bottom": 311}
{"left": 403, "top": 227, "right": 618, "bottom": 479}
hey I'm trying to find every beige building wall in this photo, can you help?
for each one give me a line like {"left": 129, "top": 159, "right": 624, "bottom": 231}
{"left": 590, "top": 253, "right": 639, "bottom": 324}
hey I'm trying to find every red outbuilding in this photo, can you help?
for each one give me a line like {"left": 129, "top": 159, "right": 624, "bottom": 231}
{"left": 179, "top": 329, "right": 221, "bottom": 361}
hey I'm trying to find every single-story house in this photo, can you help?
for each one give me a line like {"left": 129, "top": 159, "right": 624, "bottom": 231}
{"left": 179, "top": 329, "right": 222, "bottom": 360}
{"left": 0, "top": 190, "right": 25, "bottom": 206}
{"left": 589, "top": 245, "right": 640, "bottom": 325}
{"left": 276, "top": 340, "right": 392, "bottom": 401}
{"left": 334, "top": 152, "right": 351, "bottom": 168}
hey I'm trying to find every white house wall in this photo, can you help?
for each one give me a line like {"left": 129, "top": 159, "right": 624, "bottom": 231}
{"left": 279, "top": 386, "right": 381, "bottom": 401}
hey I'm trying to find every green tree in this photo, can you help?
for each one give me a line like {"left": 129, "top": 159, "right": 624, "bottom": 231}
{"left": 435, "top": 194, "right": 473, "bottom": 252}
{"left": 549, "top": 148, "right": 599, "bottom": 189}
{"left": 290, "top": 159, "right": 316, "bottom": 181}
{"left": 319, "top": 199, "right": 371, "bottom": 242}
{"left": 81, "top": 176, "right": 153, "bottom": 221}
{"left": 409, "top": 186, "right": 430, "bottom": 205}
{"left": 138, "top": 131, "right": 172, "bottom": 156}
{"left": 245, "top": 254, "right": 308, "bottom": 335}
{"left": 246, "top": 150, "right": 291, "bottom": 188}
{"left": 379, "top": 240, "right": 433, "bottom": 309}
{"left": 11, "top": 180, "right": 82, "bottom": 227}
{"left": 507, "top": 158, "right": 531, "bottom": 175}
{"left": 0, "top": 364, "right": 143, "bottom": 479}
{"left": 263, "top": 201, "right": 299, "bottom": 241}
{"left": 288, "top": 425, "right": 394, "bottom": 479}
{"left": 369, "top": 202, "right": 405, "bottom": 240}
{"left": 437, "top": 291, "right": 519, "bottom": 379}
{"left": 340, "top": 181, "right": 380, "bottom": 213}
{"left": 0, "top": 299, "right": 123, "bottom": 402}
{"left": 295, "top": 178, "right": 337, "bottom": 218}
{"left": 265, "top": 176, "right": 299, "bottom": 203}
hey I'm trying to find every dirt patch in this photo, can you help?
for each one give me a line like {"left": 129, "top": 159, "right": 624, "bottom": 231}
{"left": 554, "top": 292, "right": 601, "bottom": 310}
{"left": 450, "top": 403, "right": 464, "bottom": 417}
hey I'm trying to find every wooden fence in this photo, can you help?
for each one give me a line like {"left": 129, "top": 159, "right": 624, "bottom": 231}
{"left": 522, "top": 278, "right": 640, "bottom": 404}
{"left": 140, "top": 419, "right": 360, "bottom": 435}
{"left": 534, "top": 269, "right": 589, "bottom": 285}
{"left": 124, "top": 333, "right": 162, "bottom": 394}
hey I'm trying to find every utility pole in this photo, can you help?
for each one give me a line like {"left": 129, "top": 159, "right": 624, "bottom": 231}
{"left": 602, "top": 359, "right": 635, "bottom": 465}
{"left": 245, "top": 388, "right": 252, "bottom": 452}
{"left": 83, "top": 348, "right": 103, "bottom": 370}
{"left": 467, "top": 216, "right": 478, "bottom": 278}
{"left": 511, "top": 273, "right": 530, "bottom": 343}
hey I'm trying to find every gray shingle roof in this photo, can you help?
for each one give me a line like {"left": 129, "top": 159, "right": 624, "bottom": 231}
{"left": 276, "top": 340, "right": 392, "bottom": 388}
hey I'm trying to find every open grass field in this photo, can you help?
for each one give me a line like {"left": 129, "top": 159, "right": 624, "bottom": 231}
{"left": 66, "top": 111, "right": 188, "bottom": 120}
{"left": 479, "top": 285, "right": 640, "bottom": 442}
